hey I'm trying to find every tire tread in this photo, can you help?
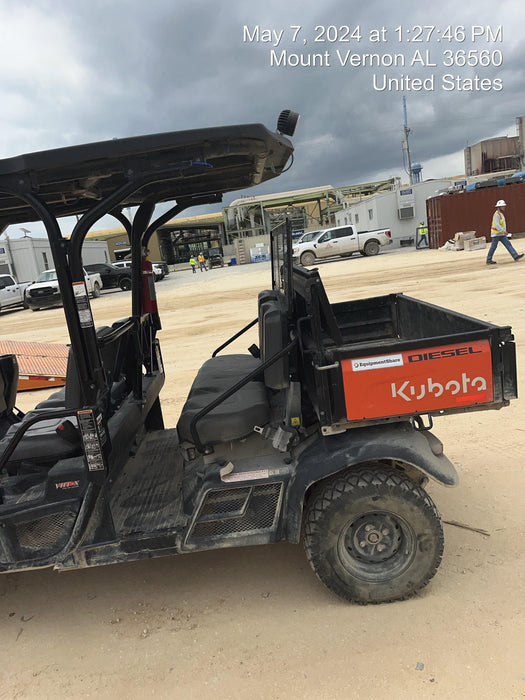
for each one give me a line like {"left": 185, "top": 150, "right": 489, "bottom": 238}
{"left": 304, "top": 466, "right": 443, "bottom": 604}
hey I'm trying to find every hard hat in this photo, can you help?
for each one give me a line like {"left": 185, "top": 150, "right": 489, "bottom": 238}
{"left": 496, "top": 199, "right": 507, "bottom": 207}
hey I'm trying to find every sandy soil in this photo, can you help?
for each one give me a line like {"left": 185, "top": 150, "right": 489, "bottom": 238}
{"left": 1, "top": 247, "right": 524, "bottom": 699}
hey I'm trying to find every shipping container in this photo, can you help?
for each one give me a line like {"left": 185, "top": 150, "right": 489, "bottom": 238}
{"left": 426, "top": 182, "right": 525, "bottom": 249}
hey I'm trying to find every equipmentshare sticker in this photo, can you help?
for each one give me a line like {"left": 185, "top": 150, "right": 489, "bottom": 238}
{"left": 351, "top": 354, "right": 404, "bottom": 371}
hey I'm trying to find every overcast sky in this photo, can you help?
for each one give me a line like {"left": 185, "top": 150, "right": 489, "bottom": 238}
{"left": 1, "top": 0, "right": 523, "bottom": 235}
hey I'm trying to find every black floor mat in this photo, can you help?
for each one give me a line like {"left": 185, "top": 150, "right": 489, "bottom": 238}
{"left": 109, "top": 429, "right": 185, "bottom": 537}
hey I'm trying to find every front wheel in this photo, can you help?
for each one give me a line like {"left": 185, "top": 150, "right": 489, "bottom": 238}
{"left": 304, "top": 465, "right": 444, "bottom": 604}
{"left": 92, "top": 281, "right": 101, "bottom": 298}
{"left": 300, "top": 251, "right": 316, "bottom": 266}
{"left": 363, "top": 240, "right": 380, "bottom": 256}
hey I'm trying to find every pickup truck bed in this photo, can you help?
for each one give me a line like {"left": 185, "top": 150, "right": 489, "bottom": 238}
{"left": 293, "top": 267, "right": 517, "bottom": 427}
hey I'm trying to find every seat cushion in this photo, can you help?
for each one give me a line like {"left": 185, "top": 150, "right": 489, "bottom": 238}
{"left": 177, "top": 354, "right": 269, "bottom": 445}
{"left": 1, "top": 415, "right": 80, "bottom": 471}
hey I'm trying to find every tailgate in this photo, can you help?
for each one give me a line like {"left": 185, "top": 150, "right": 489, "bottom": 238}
{"left": 340, "top": 338, "right": 502, "bottom": 421}
{"left": 329, "top": 328, "right": 517, "bottom": 425}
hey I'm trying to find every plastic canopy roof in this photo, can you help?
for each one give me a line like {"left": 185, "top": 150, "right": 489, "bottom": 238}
{"left": 0, "top": 123, "right": 294, "bottom": 230}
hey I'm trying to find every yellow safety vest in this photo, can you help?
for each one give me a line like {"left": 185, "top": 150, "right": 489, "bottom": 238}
{"left": 491, "top": 211, "right": 506, "bottom": 236}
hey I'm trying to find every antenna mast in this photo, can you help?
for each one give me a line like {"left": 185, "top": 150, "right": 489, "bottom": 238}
{"left": 402, "top": 96, "right": 413, "bottom": 184}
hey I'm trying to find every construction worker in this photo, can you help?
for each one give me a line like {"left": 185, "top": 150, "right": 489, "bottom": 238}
{"left": 197, "top": 252, "right": 207, "bottom": 271}
{"left": 189, "top": 256, "right": 197, "bottom": 274}
{"left": 416, "top": 221, "right": 429, "bottom": 249}
{"left": 486, "top": 199, "right": 524, "bottom": 265}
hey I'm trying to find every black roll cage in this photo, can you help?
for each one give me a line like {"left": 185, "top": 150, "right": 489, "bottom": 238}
{"left": 0, "top": 122, "right": 294, "bottom": 422}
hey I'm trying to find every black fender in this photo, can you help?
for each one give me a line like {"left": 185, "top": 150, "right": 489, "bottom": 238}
{"left": 285, "top": 421, "right": 457, "bottom": 543}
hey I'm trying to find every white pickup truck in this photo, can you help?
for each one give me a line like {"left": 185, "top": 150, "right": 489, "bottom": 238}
{"left": 292, "top": 224, "right": 392, "bottom": 266}
{"left": 0, "top": 274, "right": 31, "bottom": 312}
{"left": 25, "top": 268, "right": 102, "bottom": 311}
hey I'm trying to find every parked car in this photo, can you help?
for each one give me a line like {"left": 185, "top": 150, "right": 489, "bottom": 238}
{"left": 84, "top": 263, "right": 132, "bottom": 291}
{"left": 151, "top": 261, "right": 169, "bottom": 279}
{"left": 207, "top": 249, "right": 224, "bottom": 268}
{"left": 0, "top": 274, "right": 30, "bottom": 312}
{"left": 25, "top": 268, "right": 102, "bottom": 311}
{"left": 292, "top": 224, "right": 392, "bottom": 266}
{"left": 114, "top": 259, "right": 167, "bottom": 282}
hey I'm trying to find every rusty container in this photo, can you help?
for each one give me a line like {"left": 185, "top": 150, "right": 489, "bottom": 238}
{"left": 426, "top": 182, "right": 525, "bottom": 249}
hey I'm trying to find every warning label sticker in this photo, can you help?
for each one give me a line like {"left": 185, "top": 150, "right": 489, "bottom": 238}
{"left": 221, "top": 469, "right": 270, "bottom": 483}
{"left": 73, "top": 281, "right": 93, "bottom": 328}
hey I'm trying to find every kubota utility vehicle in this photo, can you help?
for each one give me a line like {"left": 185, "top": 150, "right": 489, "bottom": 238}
{"left": 0, "top": 111, "right": 517, "bottom": 603}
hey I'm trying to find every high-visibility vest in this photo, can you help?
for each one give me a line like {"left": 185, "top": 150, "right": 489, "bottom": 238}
{"left": 491, "top": 211, "right": 506, "bottom": 236}
{"left": 419, "top": 226, "right": 428, "bottom": 236}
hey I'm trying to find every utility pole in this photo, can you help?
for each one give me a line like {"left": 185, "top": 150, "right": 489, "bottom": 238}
{"left": 402, "top": 96, "right": 413, "bottom": 184}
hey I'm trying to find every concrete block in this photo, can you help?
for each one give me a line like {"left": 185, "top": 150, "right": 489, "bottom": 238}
{"left": 464, "top": 237, "right": 487, "bottom": 251}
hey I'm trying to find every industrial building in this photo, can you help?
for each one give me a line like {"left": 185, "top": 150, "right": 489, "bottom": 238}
{"left": 0, "top": 235, "right": 109, "bottom": 282}
{"left": 334, "top": 178, "right": 463, "bottom": 248}
{"left": 464, "top": 135, "right": 521, "bottom": 176}
{"left": 463, "top": 115, "right": 525, "bottom": 176}
{"left": 83, "top": 181, "right": 396, "bottom": 266}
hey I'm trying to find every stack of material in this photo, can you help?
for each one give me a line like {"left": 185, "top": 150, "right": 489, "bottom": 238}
{"left": 454, "top": 231, "right": 487, "bottom": 251}
{"left": 454, "top": 231, "right": 476, "bottom": 250}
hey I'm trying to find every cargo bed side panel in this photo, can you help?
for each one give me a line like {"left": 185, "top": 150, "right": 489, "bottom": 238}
{"left": 341, "top": 339, "right": 494, "bottom": 421}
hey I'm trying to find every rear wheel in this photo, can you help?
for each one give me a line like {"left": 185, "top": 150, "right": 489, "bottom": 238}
{"left": 363, "top": 240, "right": 380, "bottom": 256}
{"left": 304, "top": 465, "right": 444, "bottom": 604}
{"left": 300, "top": 251, "right": 316, "bottom": 266}
{"left": 92, "top": 281, "right": 101, "bottom": 298}
{"left": 119, "top": 276, "right": 131, "bottom": 291}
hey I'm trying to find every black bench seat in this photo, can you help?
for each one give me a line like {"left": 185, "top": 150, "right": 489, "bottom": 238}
{"left": 177, "top": 354, "right": 269, "bottom": 445}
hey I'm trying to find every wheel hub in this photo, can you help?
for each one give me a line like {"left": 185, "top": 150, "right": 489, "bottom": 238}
{"left": 345, "top": 512, "right": 403, "bottom": 564}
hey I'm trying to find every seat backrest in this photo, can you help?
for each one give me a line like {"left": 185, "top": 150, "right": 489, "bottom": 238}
{"left": 64, "top": 326, "right": 114, "bottom": 409}
{"left": 258, "top": 290, "right": 289, "bottom": 390}
{"left": 0, "top": 354, "right": 19, "bottom": 415}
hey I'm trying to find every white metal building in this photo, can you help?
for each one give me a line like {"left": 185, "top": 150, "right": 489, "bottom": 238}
{"left": 335, "top": 179, "right": 460, "bottom": 248}
{"left": 0, "top": 236, "right": 109, "bottom": 282}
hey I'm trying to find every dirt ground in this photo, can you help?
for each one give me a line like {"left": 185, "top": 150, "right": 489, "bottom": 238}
{"left": 1, "top": 246, "right": 524, "bottom": 699}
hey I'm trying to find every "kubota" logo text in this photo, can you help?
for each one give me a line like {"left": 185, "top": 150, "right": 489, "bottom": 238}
{"left": 391, "top": 373, "right": 487, "bottom": 402}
